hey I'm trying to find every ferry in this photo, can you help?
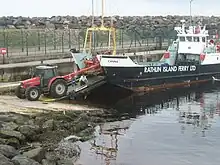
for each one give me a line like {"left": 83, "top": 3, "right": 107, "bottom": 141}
{"left": 97, "top": 20, "right": 220, "bottom": 92}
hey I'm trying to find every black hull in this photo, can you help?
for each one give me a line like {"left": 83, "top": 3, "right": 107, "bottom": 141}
{"left": 102, "top": 64, "right": 220, "bottom": 91}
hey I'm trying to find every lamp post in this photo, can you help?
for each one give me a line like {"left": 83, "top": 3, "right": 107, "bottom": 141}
{"left": 190, "top": 0, "right": 193, "bottom": 26}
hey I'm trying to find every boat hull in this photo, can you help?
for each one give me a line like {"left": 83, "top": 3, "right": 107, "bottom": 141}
{"left": 102, "top": 64, "right": 220, "bottom": 92}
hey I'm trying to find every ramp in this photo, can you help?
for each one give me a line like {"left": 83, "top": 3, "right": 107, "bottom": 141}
{"left": 42, "top": 76, "right": 106, "bottom": 102}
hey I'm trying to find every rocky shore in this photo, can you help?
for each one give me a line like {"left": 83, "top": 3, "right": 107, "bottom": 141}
{"left": 0, "top": 15, "right": 219, "bottom": 36}
{"left": 0, "top": 109, "right": 130, "bottom": 165}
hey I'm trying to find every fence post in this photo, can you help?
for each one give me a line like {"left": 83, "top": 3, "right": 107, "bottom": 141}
{"left": 121, "top": 29, "right": 124, "bottom": 48}
{"left": 38, "top": 30, "right": 41, "bottom": 51}
{"left": 68, "top": 29, "right": 71, "bottom": 49}
{"left": 142, "top": 29, "right": 144, "bottom": 44}
{"left": 21, "top": 29, "right": 24, "bottom": 52}
{"left": 3, "top": 29, "right": 6, "bottom": 47}
{"left": 44, "top": 31, "right": 47, "bottom": 55}
{"left": 3, "top": 29, "right": 9, "bottom": 57}
{"left": 159, "top": 36, "right": 162, "bottom": 50}
{"left": 61, "top": 31, "right": 64, "bottom": 53}
{"left": 119, "top": 29, "right": 121, "bottom": 46}
{"left": 78, "top": 31, "right": 80, "bottom": 51}
{"left": 96, "top": 31, "right": 99, "bottom": 47}
{"left": 107, "top": 31, "right": 109, "bottom": 46}
{"left": 53, "top": 30, "right": 56, "bottom": 50}
{"left": 25, "top": 32, "right": 29, "bottom": 56}
{"left": 146, "top": 38, "right": 149, "bottom": 47}
{"left": 134, "top": 30, "right": 137, "bottom": 47}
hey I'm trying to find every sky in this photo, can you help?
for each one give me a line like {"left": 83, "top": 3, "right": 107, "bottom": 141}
{"left": 1, "top": 0, "right": 220, "bottom": 17}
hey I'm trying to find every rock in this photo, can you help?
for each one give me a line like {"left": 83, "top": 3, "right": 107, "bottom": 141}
{"left": 90, "top": 116, "right": 105, "bottom": 123}
{"left": 18, "top": 125, "right": 39, "bottom": 140}
{"left": 42, "top": 119, "right": 54, "bottom": 131}
{"left": 0, "top": 115, "right": 14, "bottom": 122}
{"left": 23, "top": 147, "right": 45, "bottom": 163}
{"left": 0, "top": 144, "right": 19, "bottom": 158}
{"left": 74, "top": 122, "right": 89, "bottom": 133}
{"left": 0, "top": 153, "right": 14, "bottom": 165}
{"left": 42, "top": 159, "right": 56, "bottom": 165}
{"left": 12, "top": 155, "right": 40, "bottom": 165}
{"left": 44, "top": 152, "right": 59, "bottom": 162}
{"left": 0, "top": 130, "right": 25, "bottom": 141}
{"left": 0, "top": 138, "right": 7, "bottom": 144}
{"left": 25, "top": 120, "right": 35, "bottom": 126}
{"left": 77, "top": 113, "right": 89, "bottom": 122}
{"left": 6, "top": 138, "right": 20, "bottom": 148}
{"left": 77, "top": 127, "right": 94, "bottom": 137}
{"left": 1, "top": 122, "right": 19, "bottom": 130}
{"left": 1, "top": 15, "right": 219, "bottom": 39}
{"left": 56, "top": 159, "right": 76, "bottom": 165}
{"left": 63, "top": 135, "right": 81, "bottom": 142}
{"left": 55, "top": 140, "right": 81, "bottom": 163}
{"left": 29, "top": 142, "right": 42, "bottom": 148}
{"left": 13, "top": 115, "right": 28, "bottom": 125}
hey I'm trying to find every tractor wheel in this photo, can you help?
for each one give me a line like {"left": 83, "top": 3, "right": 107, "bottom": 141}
{"left": 25, "top": 86, "right": 41, "bottom": 101}
{"left": 50, "top": 79, "right": 68, "bottom": 98}
{"left": 15, "top": 85, "right": 26, "bottom": 99}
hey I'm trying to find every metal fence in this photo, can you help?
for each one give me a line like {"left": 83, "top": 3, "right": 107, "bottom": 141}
{"left": 0, "top": 28, "right": 173, "bottom": 57}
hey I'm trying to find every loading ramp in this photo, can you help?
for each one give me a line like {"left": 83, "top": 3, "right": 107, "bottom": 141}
{"left": 42, "top": 75, "right": 106, "bottom": 102}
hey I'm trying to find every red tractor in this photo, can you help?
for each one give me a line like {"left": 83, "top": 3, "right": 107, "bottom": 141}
{"left": 15, "top": 57, "right": 101, "bottom": 101}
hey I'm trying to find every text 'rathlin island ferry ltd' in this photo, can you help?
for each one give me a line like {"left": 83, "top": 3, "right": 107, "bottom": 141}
{"left": 98, "top": 20, "right": 220, "bottom": 92}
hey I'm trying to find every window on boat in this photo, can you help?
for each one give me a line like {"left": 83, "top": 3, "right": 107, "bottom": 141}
{"left": 179, "top": 37, "right": 185, "bottom": 41}
{"left": 186, "top": 36, "right": 192, "bottom": 42}
{"left": 193, "top": 37, "right": 200, "bottom": 42}
{"left": 202, "top": 37, "right": 205, "bottom": 42}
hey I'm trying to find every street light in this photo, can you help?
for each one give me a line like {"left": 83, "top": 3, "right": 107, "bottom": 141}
{"left": 190, "top": 0, "right": 194, "bottom": 26}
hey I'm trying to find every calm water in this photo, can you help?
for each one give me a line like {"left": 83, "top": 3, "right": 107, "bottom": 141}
{"left": 77, "top": 84, "right": 220, "bottom": 165}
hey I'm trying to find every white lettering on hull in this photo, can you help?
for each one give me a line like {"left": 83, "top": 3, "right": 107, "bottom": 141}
{"left": 144, "top": 66, "right": 197, "bottom": 73}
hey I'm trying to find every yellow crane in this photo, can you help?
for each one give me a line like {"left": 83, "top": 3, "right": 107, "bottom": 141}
{"left": 82, "top": 0, "right": 117, "bottom": 55}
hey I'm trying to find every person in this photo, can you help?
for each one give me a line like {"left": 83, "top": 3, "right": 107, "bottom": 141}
{"left": 79, "top": 75, "right": 88, "bottom": 86}
{"left": 71, "top": 78, "right": 77, "bottom": 86}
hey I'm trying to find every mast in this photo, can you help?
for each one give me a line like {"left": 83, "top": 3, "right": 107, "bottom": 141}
{"left": 92, "top": 0, "right": 95, "bottom": 49}
{"left": 108, "top": 17, "right": 113, "bottom": 49}
{"left": 190, "top": 0, "right": 193, "bottom": 26}
{"left": 101, "top": 0, "right": 105, "bottom": 27}
{"left": 92, "top": 0, "right": 94, "bottom": 26}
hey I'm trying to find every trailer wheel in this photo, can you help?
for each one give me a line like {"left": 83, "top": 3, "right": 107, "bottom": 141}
{"left": 15, "top": 85, "right": 26, "bottom": 99}
{"left": 50, "top": 79, "right": 68, "bottom": 98}
{"left": 25, "top": 86, "right": 41, "bottom": 101}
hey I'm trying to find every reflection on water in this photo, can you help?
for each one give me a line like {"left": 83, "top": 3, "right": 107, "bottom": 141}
{"left": 77, "top": 84, "right": 220, "bottom": 165}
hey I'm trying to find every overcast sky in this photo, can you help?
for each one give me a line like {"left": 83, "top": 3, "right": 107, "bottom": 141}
{"left": 1, "top": 0, "right": 220, "bottom": 17}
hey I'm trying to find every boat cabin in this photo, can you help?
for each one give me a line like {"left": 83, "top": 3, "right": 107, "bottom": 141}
{"left": 174, "top": 20, "right": 210, "bottom": 65}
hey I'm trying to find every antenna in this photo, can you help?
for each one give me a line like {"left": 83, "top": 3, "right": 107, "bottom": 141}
{"left": 101, "top": 0, "right": 104, "bottom": 27}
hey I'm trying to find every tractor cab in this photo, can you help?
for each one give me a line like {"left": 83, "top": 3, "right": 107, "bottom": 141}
{"left": 33, "top": 65, "right": 58, "bottom": 87}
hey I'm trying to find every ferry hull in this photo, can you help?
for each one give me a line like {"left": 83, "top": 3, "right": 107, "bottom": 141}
{"left": 102, "top": 64, "right": 220, "bottom": 92}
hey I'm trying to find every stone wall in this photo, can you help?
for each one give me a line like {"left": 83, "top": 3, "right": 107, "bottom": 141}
{"left": 0, "top": 15, "right": 220, "bottom": 37}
